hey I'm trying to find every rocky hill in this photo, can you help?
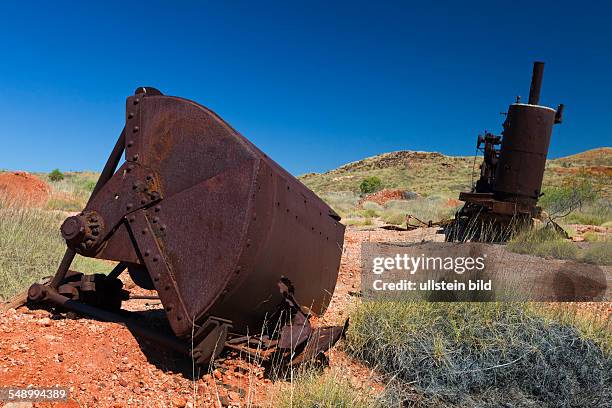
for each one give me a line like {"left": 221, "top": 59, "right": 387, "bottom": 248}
{"left": 300, "top": 147, "right": 611, "bottom": 197}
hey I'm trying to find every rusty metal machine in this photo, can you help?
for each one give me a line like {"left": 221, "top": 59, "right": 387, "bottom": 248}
{"left": 445, "top": 62, "right": 564, "bottom": 241}
{"left": 27, "top": 87, "right": 346, "bottom": 366}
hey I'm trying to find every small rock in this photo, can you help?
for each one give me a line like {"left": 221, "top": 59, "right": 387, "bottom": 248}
{"left": 118, "top": 378, "right": 128, "bottom": 387}
{"left": 171, "top": 396, "right": 187, "bottom": 407}
{"left": 37, "top": 317, "right": 51, "bottom": 327}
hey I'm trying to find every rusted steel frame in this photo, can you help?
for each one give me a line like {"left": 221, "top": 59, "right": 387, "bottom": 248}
{"left": 125, "top": 209, "right": 192, "bottom": 336}
{"left": 128, "top": 295, "right": 160, "bottom": 300}
{"left": 107, "top": 262, "right": 128, "bottom": 279}
{"left": 90, "top": 128, "right": 127, "bottom": 202}
{"left": 49, "top": 129, "right": 127, "bottom": 289}
{"left": 224, "top": 343, "right": 277, "bottom": 360}
{"left": 27, "top": 283, "right": 189, "bottom": 355}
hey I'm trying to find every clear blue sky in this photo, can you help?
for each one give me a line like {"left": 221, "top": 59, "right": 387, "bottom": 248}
{"left": 0, "top": 1, "right": 610, "bottom": 175}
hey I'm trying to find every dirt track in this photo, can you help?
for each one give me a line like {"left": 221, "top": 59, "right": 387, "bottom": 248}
{"left": 0, "top": 227, "right": 609, "bottom": 407}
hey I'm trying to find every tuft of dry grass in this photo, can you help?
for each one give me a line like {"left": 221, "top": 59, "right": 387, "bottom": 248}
{"left": 347, "top": 301, "right": 611, "bottom": 407}
{"left": 0, "top": 195, "right": 112, "bottom": 301}
{"left": 273, "top": 368, "right": 380, "bottom": 408}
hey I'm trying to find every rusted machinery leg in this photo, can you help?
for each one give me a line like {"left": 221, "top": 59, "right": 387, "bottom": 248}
{"left": 27, "top": 283, "right": 189, "bottom": 355}
{"left": 48, "top": 129, "right": 126, "bottom": 289}
{"left": 107, "top": 262, "right": 128, "bottom": 279}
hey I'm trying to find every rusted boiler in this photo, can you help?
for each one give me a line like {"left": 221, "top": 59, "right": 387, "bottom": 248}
{"left": 445, "top": 62, "right": 564, "bottom": 241}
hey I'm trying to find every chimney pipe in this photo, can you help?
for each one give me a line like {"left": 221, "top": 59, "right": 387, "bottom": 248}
{"left": 528, "top": 61, "right": 544, "bottom": 105}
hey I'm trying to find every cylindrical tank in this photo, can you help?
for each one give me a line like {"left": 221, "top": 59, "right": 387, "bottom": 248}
{"left": 493, "top": 103, "right": 556, "bottom": 205}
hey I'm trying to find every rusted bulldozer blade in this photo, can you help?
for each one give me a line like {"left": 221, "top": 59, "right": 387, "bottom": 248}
{"left": 28, "top": 86, "right": 345, "bottom": 366}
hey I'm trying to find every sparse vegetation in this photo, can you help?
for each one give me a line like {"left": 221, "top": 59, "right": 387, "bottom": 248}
{"left": 301, "top": 151, "right": 473, "bottom": 197}
{"left": 508, "top": 226, "right": 612, "bottom": 265}
{"left": 274, "top": 369, "right": 379, "bottom": 408}
{"left": 348, "top": 301, "right": 611, "bottom": 407}
{"left": 0, "top": 195, "right": 113, "bottom": 301}
{"left": 45, "top": 171, "right": 98, "bottom": 211}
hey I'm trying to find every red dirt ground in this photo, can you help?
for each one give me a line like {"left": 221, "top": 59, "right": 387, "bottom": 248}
{"left": 0, "top": 172, "right": 50, "bottom": 206}
{"left": 1, "top": 228, "right": 420, "bottom": 407}
{"left": 0, "top": 227, "right": 609, "bottom": 407}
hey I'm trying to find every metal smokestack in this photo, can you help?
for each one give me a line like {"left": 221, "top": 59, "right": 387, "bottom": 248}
{"left": 528, "top": 61, "right": 545, "bottom": 105}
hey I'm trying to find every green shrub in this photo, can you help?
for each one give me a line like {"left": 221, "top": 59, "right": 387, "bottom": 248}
{"left": 48, "top": 168, "right": 65, "bottom": 182}
{"left": 359, "top": 176, "right": 382, "bottom": 194}
{"left": 540, "top": 174, "right": 599, "bottom": 219}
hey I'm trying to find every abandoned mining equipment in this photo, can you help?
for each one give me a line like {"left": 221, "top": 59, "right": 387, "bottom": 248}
{"left": 27, "top": 87, "right": 347, "bottom": 367}
{"left": 444, "top": 62, "right": 564, "bottom": 242}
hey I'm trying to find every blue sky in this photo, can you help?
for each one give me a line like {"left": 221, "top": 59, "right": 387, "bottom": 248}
{"left": 0, "top": 1, "right": 610, "bottom": 175}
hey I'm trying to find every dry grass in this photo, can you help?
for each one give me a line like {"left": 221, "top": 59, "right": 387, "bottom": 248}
{"left": 508, "top": 226, "right": 612, "bottom": 265}
{"left": 348, "top": 301, "right": 611, "bottom": 407}
{"left": 0, "top": 194, "right": 112, "bottom": 301}
{"left": 273, "top": 368, "right": 379, "bottom": 408}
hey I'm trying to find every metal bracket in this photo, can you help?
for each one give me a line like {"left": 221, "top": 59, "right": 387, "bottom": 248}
{"left": 126, "top": 209, "right": 192, "bottom": 337}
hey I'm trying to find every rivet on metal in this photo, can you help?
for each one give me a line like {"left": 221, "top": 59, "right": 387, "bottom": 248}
{"left": 133, "top": 126, "right": 140, "bottom": 133}
{"left": 132, "top": 154, "right": 139, "bottom": 161}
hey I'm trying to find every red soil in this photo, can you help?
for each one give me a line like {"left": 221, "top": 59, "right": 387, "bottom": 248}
{"left": 0, "top": 172, "right": 50, "bottom": 206}
{"left": 359, "top": 189, "right": 409, "bottom": 206}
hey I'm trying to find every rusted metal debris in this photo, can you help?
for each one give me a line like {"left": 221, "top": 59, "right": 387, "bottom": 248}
{"left": 445, "top": 62, "right": 564, "bottom": 242}
{"left": 27, "top": 87, "right": 346, "bottom": 367}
